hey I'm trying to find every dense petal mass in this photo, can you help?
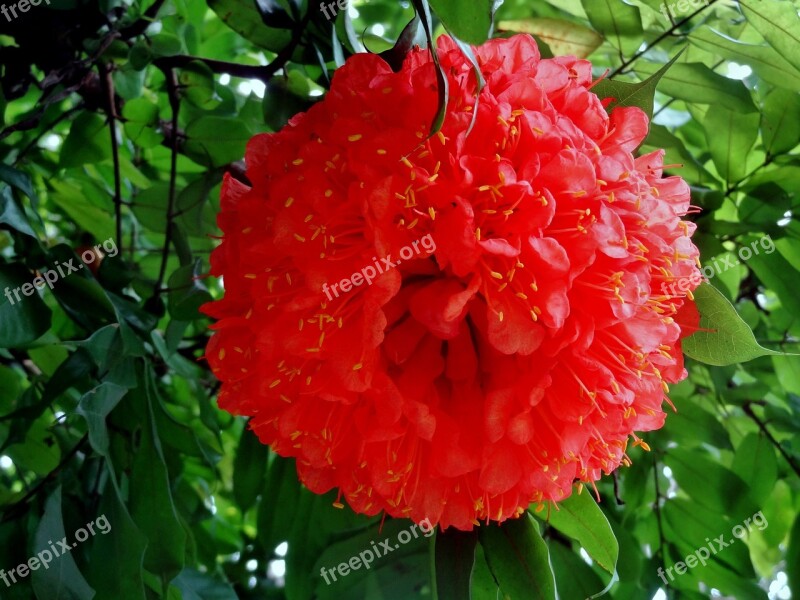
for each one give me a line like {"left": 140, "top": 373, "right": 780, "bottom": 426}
{"left": 203, "top": 34, "right": 702, "bottom": 530}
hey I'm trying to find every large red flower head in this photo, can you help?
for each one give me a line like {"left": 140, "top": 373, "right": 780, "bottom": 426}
{"left": 203, "top": 34, "right": 701, "bottom": 530}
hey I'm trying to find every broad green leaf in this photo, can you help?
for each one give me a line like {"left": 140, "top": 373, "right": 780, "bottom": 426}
{"left": 434, "top": 528, "right": 478, "bottom": 600}
{"left": 534, "top": 490, "right": 618, "bottom": 574}
{"left": 207, "top": 0, "right": 293, "bottom": 52}
{"left": 168, "top": 260, "right": 213, "bottom": 321}
{"left": 179, "top": 60, "right": 222, "bottom": 109}
{"left": 32, "top": 487, "right": 96, "bottom": 600}
{"left": 682, "top": 283, "right": 780, "bottom": 366}
{"left": 413, "top": 0, "right": 449, "bottom": 137}
{"left": 747, "top": 248, "right": 800, "bottom": 317}
{"left": 76, "top": 382, "right": 128, "bottom": 457}
{"left": 0, "top": 263, "right": 53, "bottom": 348}
{"left": 549, "top": 541, "right": 605, "bottom": 600}
{"left": 703, "top": 106, "right": 760, "bottom": 184}
{"left": 732, "top": 433, "right": 777, "bottom": 506}
{"left": 183, "top": 116, "right": 253, "bottom": 168}
{"left": 311, "top": 518, "right": 430, "bottom": 599}
{"left": 689, "top": 28, "right": 800, "bottom": 92}
{"left": 233, "top": 425, "right": 270, "bottom": 512}
{"left": 171, "top": 569, "right": 238, "bottom": 600}
{"left": 496, "top": 18, "right": 603, "bottom": 58}
{"left": 257, "top": 455, "right": 303, "bottom": 554}
{"left": 593, "top": 50, "right": 683, "bottom": 120}
{"left": 470, "top": 544, "right": 502, "bottom": 599}
{"left": 761, "top": 87, "right": 800, "bottom": 155}
{"left": 0, "top": 185, "right": 37, "bottom": 238}
{"left": 664, "top": 447, "right": 759, "bottom": 521}
{"left": 130, "top": 366, "right": 188, "bottom": 581}
{"left": 60, "top": 112, "right": 112, "bottom": 168}
{"left": 581, "top": 0, "right": 642, "bottom": 54}
{"left": 5, "top": 417, "right": 61, "bottom": 474}
{"left": 479, "top": 514, "right": 556, "bottom": 600}
{"left": 428, "top": 0, "right": 495, "bottom": 44}
{"left": 87, "top": 469, "right": 148, "bottom": 600}
{"left": 663, "top": 498, "right": 755, "bottom": 577}
{"left": 635, "top": 61, "right": 757, "bottom": 113}
{"left": 788, "top": 515, "right": 800, "bottom": 596}
{"left": 739, "top": 0, "right": 800, "bottom": 73}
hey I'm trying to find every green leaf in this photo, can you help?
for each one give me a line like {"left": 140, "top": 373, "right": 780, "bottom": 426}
{"left": 168, "top": 260, "right": 213, "bottom": 321}
{"left": 593, "top": 50, "right": 684, "bottom": 120}
{"left": 179, "top": 60, "right": 222, "bottom": 109}
{"left": 682, "top": 283, "right": 780, "bottom": 366}
{"left": 0, "top": 185, "right": 37, "bottom": 237}
{"left": 87, "top": 469, "right": 148, "bottom": 600}
{"left": 581, "top": 0, "right": 642, "bottom": 55}
{"left": 434, "top": 528, "right": 478, "bottom": 600}
{"left": 0, "top": 263, "right": 53, "bottom": 348}
{"left": 761, "top": 87, "right": 800, "bottom": 156}
{"left": 788, "top": 515, "right": 800, "bottom": 597}
{"left": 122, "top": 98, "right": 163, "bottom": 148}
{"left": 129, "top": 365, "right": 188, "bottom": 582}
{"left": 535, "top": 490, "right": 618, "bottom": 574}
{"left": 31, "top": 487, "right": 96, "bottom": 600}
{"left": 664, "top": 447, "right": 759, "bottom": 521}
{"left": 739, "top": 0, "right": 800, "bottom": 74}
{"left": 171, "top": 568, "right": 238, "bottom": 600}
{"left": 746, "top": 246, "right": 800, "bottom": 317}
{"left": 732, "top": 433, "right": 777, "bottom": 506}
{"left": 703, "top": 106, "right": 760, "bottom": 184}
{"left": 549, "top": 541, "right": 605, "bottom": 600}
{"left": 634, "top": 61, "right": 757, "bottom": 113}
{"left": 428, "top": 0, "right": 496, "bottom": 44}
{"left": 60, "top": 112, "right": 112, "bottom": 168}
{"left": 183, "top": 116, "right": 253, "bottom": 168}
{"left": 257, "top": 455, "right": 303, "bottom": 554}
{"left": 412, "top": 0, "right": 450, "bottom": 138}
{"left": 689, "top": 28, "right": 800, "bottom": 92}
{"left": 662, "top": 498, "right": 755, "bottom": 577}
{"left": 232, "top": 425, "right": 270, "bottom": 512}
{"left": 479, "top": 514, "right": 556, "bottom": 600}
{"left": 76, "top": 382, "right": 128, "bottom": 457}
{"left": 207, "top": 0, "right": 292, "bottom": 52}
{"left": 497, "top": 18, "right": 603, "bottom": 58}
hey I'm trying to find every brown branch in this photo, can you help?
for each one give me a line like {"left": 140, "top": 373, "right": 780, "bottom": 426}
{"left": 0, "top": 434, "right": 89, "bottom": 523}
{"left": 609, "top": 0, "right": 720, "bottom": 78}
{"left": 154, "top": 68, "right": 180, "bottom": 298}
{"left": 743, "top": 401, "right": 800, "bottom": 479}
{"left": 99, "top": 62, "right": 123, "bottom": 251}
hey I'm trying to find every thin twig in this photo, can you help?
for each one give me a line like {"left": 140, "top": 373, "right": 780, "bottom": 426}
{"left": 100, "top": 62, "right": 123, "bottom": 251}
{"left": 743, "top": 401, "right": 800, "bottom": 479}
{"left": 609, "top": 0, "right": 720, "bottom": 78}
{"left": 154, "top": 68, "right": 180, "bottom": 297}
{"left": 0, "top": 434, "right": 89, "bottom": 523}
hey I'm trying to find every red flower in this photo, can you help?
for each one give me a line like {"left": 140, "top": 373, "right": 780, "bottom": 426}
{"left": 203, "top": 34, "right": 701, "bottom": 530}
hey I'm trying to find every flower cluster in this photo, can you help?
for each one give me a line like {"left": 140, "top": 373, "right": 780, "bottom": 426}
{"left": 203, "top": 34, "right": 701, "bottom": 530}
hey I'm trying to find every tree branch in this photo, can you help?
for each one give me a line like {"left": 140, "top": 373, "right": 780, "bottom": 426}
{"left": 743, "top": 401, "right": 800, "bottom": 479}
{"left": 609, "top": 0, "right": 719, "bottom": 78}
